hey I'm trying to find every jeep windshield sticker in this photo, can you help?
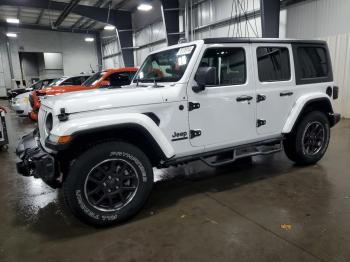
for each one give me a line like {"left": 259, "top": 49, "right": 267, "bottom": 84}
{"left": 177, "top": 46, "right": 194, "bottom": 56}
{"left": 171, "top": 131, "right": 188, "bottom": 141}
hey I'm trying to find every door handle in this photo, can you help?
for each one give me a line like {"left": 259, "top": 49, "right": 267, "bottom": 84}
{"left": 280, "top": 91, "right": 293, "bottom": 97}
{"left": 236, "top": 95, "right": 253, "bottom": 102}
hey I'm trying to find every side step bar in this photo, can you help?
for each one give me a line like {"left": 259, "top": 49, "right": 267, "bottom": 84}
{"left": 162, "top": 137, "right": 283, "bottom": 168}
{"left": 200, "top": 140, "right": 283, "bottom": 167}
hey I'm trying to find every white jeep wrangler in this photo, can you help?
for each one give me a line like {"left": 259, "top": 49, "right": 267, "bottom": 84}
{"left": 16, "top": 38, "right": 340, "bottom": 226}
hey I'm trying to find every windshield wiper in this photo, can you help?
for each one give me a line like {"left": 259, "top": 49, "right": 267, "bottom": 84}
{"left": 135, "top": 77, "right": 148, "bottom": 87}
{"left": 152, "top": 78, "right": 164, "bottom": 88}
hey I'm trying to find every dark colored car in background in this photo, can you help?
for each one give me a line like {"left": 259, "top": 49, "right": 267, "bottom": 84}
{"left": 7, "top": 79, "right": 56, "bottom": 101}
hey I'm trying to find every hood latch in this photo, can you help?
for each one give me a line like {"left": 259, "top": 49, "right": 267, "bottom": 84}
{"left": 58, "top": 108, "right": 69, "bottom": 122}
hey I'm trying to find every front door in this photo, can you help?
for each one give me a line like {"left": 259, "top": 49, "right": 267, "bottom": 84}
{"left": 188, "top": 44, "right": 257, "bottom": 149}
{"left": 252, "top": 44, "right": 296, "bottom": 135}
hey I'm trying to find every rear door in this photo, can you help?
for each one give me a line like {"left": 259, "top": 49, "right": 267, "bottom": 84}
{"left": 252, "top": 44, "right": 296, "bottom": 135}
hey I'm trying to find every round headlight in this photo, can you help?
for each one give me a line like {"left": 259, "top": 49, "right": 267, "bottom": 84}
{"left": 45, "top": 113, "right": 53, "bottom": 134}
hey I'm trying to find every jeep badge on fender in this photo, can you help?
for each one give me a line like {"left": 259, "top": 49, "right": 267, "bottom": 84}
{"left": 15, "top": 38, "right": 340, "bottom": 226}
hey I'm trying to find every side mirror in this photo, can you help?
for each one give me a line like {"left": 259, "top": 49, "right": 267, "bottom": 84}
{"left": 99, "top": 80, "right": 110, "bottom": 88}
{"left": 193, "top": 66, "right": 216, "bottom": 93}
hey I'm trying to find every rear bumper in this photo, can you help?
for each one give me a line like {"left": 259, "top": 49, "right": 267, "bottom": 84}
{"left": 16, "top": 130, "right": 60, "bottom": 188}
{"left": 329, "top": 113, "right": 341, "bottom": 127}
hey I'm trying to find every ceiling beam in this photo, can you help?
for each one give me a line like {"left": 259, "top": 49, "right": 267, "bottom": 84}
{"left": 113, "top": 0, "right": 129, "bottom": 10}
{"left": 17, "top": 6, "right": 21, "bottom": 20}
{"left": 53, "top": 0, "right": 81, "bottom": 28}
{"left": 0, "top": 22, "right": 98, "bottom": 34}
{"left": 79, "top": 0, "right": 111, "bottom": 29}
{"left": 71, "top": 0, "right": 106, "bottom": 29}
{"left": 0, "top": 0, "right": 130, "bottom": 25}
{"left": 36, "top": 9, "right": 45, "bottom": 24}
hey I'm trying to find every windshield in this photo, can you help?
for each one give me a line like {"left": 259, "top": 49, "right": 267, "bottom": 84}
{"left": 134, "top": 45, "right": 196, "bottom": 83}
{"left": 29, "top": 80, "right": 43, "bottom": 90}
{"left": 82, "top": 72, "right": 105, "bottom": 86}
{"left": 48, "top": 77, "right": 66, "bottom": 87}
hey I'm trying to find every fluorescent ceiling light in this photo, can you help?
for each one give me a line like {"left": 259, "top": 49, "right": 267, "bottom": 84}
{"left": 85, "top": 37, "right": 94, "bottom": 42}
{"left": 137, "top": 3, "right": 153, "bottom": 11}
{"left": 6, "top": 18, "right": 20, "bottom": 24}
{"left": 6, "top": 33, "right": 17, "bottom": 38}
{"left": 104, "top": 25, "right": 116, "bottom": 30}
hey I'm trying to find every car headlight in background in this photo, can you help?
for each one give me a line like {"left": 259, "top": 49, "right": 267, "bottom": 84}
{"left": 45, "top": 113, "right": 53, "bottom": 135}
{"left": 21, "top": 97, "right": 29, "bottom": 104}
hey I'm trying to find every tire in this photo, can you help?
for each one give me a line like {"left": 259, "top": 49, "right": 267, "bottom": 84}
{"left": 63, "top": 141, "right": 154, "bottom": 226}
{"left": 283, "top": 111, "right": 330, "bottom": 165}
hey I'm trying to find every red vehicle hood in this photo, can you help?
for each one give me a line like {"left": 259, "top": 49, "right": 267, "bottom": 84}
{"left": 39, "top": 85, "right": 94, "bottom": 95}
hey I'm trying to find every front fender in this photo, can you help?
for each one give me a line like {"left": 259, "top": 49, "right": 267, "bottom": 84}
{"left": 282, "top": 93, "right": 333, "bottom": 134}
{"left": 50, "top": 113, "right": 175, "bottom": 158}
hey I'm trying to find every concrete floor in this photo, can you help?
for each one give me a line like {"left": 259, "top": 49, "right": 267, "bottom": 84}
{"left": 0, "top": 99, "right": 350, "bottom": 262}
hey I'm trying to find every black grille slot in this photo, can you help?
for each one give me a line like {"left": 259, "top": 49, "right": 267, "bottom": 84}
{"left": 29, "top": 94, "right": 34, "bottom": 108}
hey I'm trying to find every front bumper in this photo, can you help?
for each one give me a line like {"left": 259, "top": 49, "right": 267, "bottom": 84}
{"left": 16, "top": 130, "right": 60, "bottom": 188}
{"left": 329, "top": 113, "right": 341, "bottom": 127}
{"left": 11, "top": 102, "right": 29, "bottom": 116}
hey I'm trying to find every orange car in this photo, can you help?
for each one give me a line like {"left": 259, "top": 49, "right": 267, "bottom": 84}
{"left": 29, "top": 67, "right": 138, "bottom": 121}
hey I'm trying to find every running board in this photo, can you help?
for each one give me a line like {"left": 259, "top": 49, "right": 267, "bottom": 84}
{"left": 161, "top": 137, "right": 283, "bottom": 168}
{"left": 201, "top": 141, "right": 283, "bottom": 167}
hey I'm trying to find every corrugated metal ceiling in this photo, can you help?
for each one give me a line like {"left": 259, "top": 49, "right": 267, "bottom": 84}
{"left": 0, "top": 0, "right": 148, "bottom": 31}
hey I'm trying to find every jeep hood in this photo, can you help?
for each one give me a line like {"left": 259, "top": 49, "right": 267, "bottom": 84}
{"left": 41, "top": 86, "right": 164, "bottom": 115}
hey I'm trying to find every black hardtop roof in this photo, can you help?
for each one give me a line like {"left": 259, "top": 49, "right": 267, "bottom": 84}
{"left": 203, "top": 37, "right": 327, "bottom": 45}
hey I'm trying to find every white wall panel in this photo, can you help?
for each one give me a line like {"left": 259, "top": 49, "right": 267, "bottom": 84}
{"left": 101, "top": 37, "right": 123, "bottom": 69}
{"left": 134, "top": 21, "right": 167, "bottom": 66}
{"left": 5, "top": 27, "right": 98, "bottom": 78}
{"left": 286, "top": 0, "right": 350, "bottom": 118}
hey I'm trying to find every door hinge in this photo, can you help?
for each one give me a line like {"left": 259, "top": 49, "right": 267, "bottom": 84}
{"left": 188, "top": 102, "right": 200, "bottom": 111}
{"left": 190, "top": 129, "right": 202, "bottom": 139}
{"left": 257, "top": 94, "right": 266, "bottom": 103}
{"left": 256, "top": 119, "right": 266, "bottom": 127}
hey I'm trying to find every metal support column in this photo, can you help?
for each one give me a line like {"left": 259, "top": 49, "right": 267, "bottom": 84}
{"left": 161, "top": 0, "right": 180, "bottom": 46}
{"left": 260, "top": 0, "right": 280, "bottom": 38}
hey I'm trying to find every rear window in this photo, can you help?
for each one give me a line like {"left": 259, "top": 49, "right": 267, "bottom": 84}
{"left": 257, "top": 47, "right": 291, "bottom": 82}
{"left": 293, "top": 44, "right": 333, "bottom": 85}
{"left": 297, "top": 47, "right": 328, "bottom": 79}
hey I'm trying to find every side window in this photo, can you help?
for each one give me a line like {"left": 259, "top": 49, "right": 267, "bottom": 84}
{"left": 257, "top": 47, "right": 291, "bottom": 82}
{"left": 73, "top": 76, "right": 83, "bottom": 85}
{"left": 198, "top": 48, "right": 246, "bottom": 86}
{"left": 62, "top": 77, "right": 82, "bottom": 85}
{"left": 82, "top": 76, "right": 90, "bottom": 83}
{"left": 61, "top": 78, "right": 74, "bottom": 85}
{"left": 297, "top": 47, "right": 328, "bottom": 79}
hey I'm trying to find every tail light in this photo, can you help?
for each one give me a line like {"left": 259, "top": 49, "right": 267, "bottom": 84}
{"left": 333, "top": 86, "right": 339, "bottom": 100}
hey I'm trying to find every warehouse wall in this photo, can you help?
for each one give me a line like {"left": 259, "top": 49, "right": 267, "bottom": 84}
{"left": 134, "top": 21, "right": 167, "bottom": 66}
{"left": 1, "top": 27, "right": 98, "bottom": 92}
{"left": 0, "top": 27, "right": 12, "bottom": 97}
{"left": 100, "top": 0, "right": 287, "bottom": 69}
{"left": 286, "top": 0, "right": 350, "bottom": 118}
{"left": 191, "top": 0, "right": 287, "bottom": 40}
